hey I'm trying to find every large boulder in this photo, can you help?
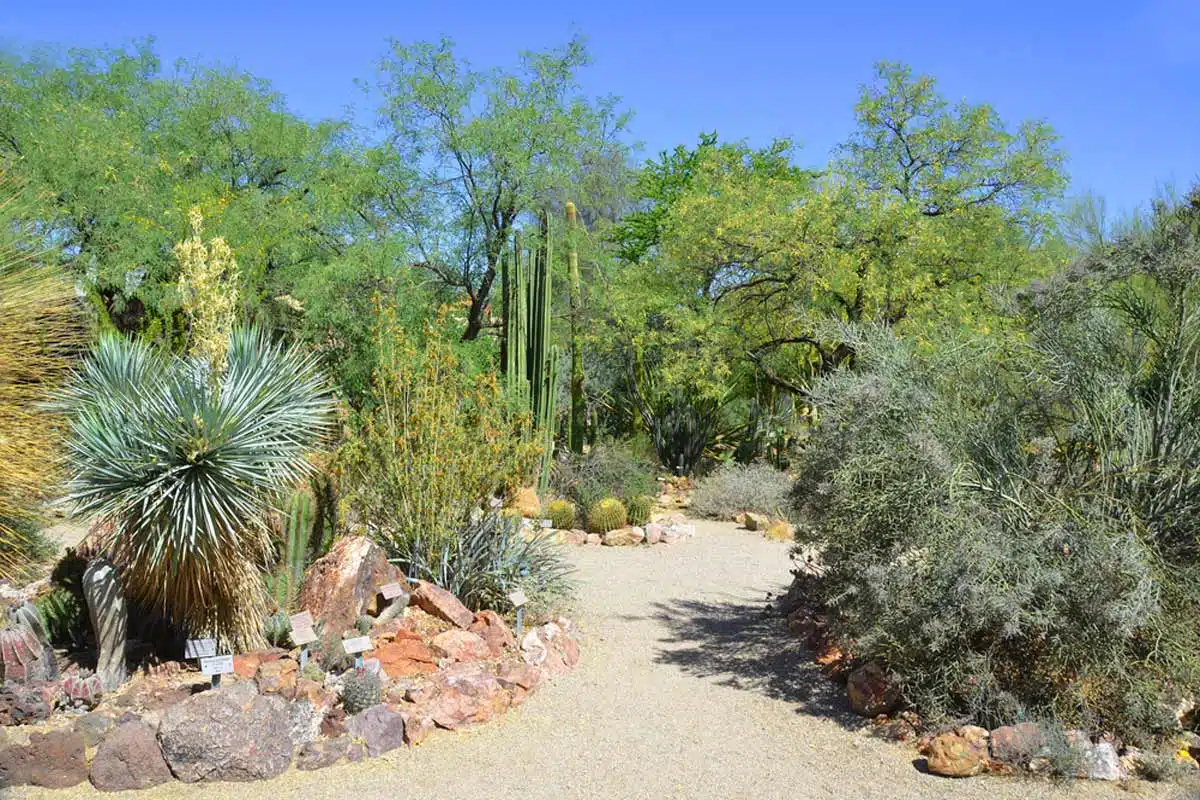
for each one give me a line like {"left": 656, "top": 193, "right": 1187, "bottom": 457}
{"left": 298, "top": 536, "right": 406, "bottom": 634}
{"left": 89, "top": 720, "right": 172, "bottom": 792}
{"left": 846, "top": 662, "right": 901, "bottom": 717}
{"left": 345, "top": 704, "right": 406, "bottom": 757}
{"left": 157, "top": 684, "right": 293, "bottom": 783}
{"left": 0, "top": 728, "right": 88, "bottom": 788}
{"left": 602, "top": 527, "right": 644, "bottom": 546}
{"left": 430, "top": 630, "right": 491, "bottom": 663}
{"left": 411, "top": 581, "right": 474, "bottom": 629}
{"left": 921, "top": 731, "right": 988, "bottom": 778}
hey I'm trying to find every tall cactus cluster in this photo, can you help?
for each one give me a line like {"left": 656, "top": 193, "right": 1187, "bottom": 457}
{"left": 504, "top": 212, "right": 560, "bottom": 492}
{"left": 272, "top": 489, "right": 312, "bottom": 613}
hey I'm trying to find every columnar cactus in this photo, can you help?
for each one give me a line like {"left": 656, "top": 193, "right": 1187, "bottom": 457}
{"left": 82, "top": 558, "right": 127, "bottom": 690}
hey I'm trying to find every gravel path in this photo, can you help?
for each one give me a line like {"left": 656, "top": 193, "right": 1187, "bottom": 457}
{"left": 23, "top": 519, "right": 1187, "bottom": 800}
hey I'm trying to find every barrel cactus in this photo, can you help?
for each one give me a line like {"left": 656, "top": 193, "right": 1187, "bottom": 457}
{"left": 341, "top": 667, "right": 381, "bottom": 714}
{"left": 587, "top": 498, "right": 628, "bottom": 534}
{"left": 547, "top": 499, "right": 576, "bottom": 530}
{"left": 626, "top": 495, "right": 653, "bottom": 527}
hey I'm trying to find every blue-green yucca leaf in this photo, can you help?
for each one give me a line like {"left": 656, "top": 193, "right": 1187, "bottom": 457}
{"left": 58, "top": 328, "right": 335, "bottom": 648}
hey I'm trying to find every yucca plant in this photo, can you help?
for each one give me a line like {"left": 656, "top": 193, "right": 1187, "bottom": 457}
{"left": 58, "top": 329, "right": 334, "bottom": 650}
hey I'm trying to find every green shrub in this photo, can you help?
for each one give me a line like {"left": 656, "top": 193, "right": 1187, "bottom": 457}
{"left": 546, "top": 499, "right": 577, "bottom": 530}
{"left": 587, "top": 498, "right": 628, "bottom": 534}
{"left": 551, "top": 444, "right": 656, "bottom": 515}
{"left": 691, "top": 462, "right": 792, "bottom": 520}
{"left": 626, "top": 495, "right": 652, "bottom": 526}
{"left": 389, "top": 511, "right": 573, "bottom": 615}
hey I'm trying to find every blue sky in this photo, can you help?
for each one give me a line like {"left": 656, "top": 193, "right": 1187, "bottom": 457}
{"left": 3, "top": 0, "right": 1198, "bottom": 216}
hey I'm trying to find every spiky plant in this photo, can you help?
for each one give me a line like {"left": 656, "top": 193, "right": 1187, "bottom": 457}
{"left": 626, "top": 495, "right": 652, "bottom": 527}
{"left": 587, "top": 498, "right": 627, "bottom": 534}
{"left": 0, "top": 177, "right": 83, "bottom": 583}
{"left": 341, "top": 667, "right": 381, "bottom": 715}
{"left": 546, "top": 499, "right": 576, "bottom": 530}
{"left": 57, "top": 329, "right": 334, "bottom": 650}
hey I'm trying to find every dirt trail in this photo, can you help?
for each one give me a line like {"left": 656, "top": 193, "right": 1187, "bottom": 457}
{"left": 23, "top": 519, "right": 1183, "bottom": 799}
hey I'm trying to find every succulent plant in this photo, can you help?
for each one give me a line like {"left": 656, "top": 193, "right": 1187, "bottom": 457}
{"left": 546, "top": 499, "right": 576, "bottom": 530}
{"left": 587, "top": 498, "right": 628, "bottom": 534}
{"left": 301, "top": 660, "right": 325, "bottom": 684}
{"left": 355, "top": 614, "right": 373, "bottom": 635}
{"left": 626, "top": 495, "right": 652, "bottom": 527}
{"left": 264, "top": 611, "right": 290, "bottom": 647}
{"left": 341, "top": 667, "right": 381, "bottom": 715}
{"left": 61, "top": 673, "right": 103, "bottom": 707}
{"left": 0, "top": 602, "right": 58, "bottom": 684}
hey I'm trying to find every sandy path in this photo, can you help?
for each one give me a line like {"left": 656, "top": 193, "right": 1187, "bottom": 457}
{"left": 22, "top": 520, "right": 1184, "bottom": 800}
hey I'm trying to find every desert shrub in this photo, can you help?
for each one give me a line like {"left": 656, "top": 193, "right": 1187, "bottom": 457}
{"left": 551, "top": 443, "right": 657, "bottom": 515}
{"left": 546, "top": 499, "right": 577, "bottom": 530}
{"left": 691, "top": 462, "right": 793, "bottom": 520}
{"left": 587, "top": 498, "right": 628, "bottom": 533}
{"left": 389, "top": 512, "right": 573, "bottom": 615}
{"left": 626, "top": 495, "right": 652, "bottom": 526}
{"left": 793, "top": 316, "right": 1193, "bottom": 741}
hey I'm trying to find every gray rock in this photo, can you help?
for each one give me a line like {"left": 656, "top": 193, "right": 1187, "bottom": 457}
{"left": 287, "top": 698, "right": 322, "bottom": 747}
{"left": 89, "top": 720, "right": 171, "bottom": 791}
{"left": 0, "top": 683, "right": 51, "bottom": 726}
{"left": 1081, "top": 742, "right": 1123, "bottom": 781}
{"left": 73, "top": 712, "right": 116, "bottom": 747}
{"left": 0, "top": 728, "right": 87, "bottom": 788}
{"left": 345, "top": 704, "right": 405, "bottom": 757}
{"left": 157, "top": 686, "right": 293, "bottom": 782}
{"left": 295, "top": 736, "right": 349, "bottom": 771}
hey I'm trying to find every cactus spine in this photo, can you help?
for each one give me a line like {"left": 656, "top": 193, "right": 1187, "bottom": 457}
{"left": 504, "top": 212, "right": 560, "bottom": 494}
{"left": 566, "top": 202, "right": 585, "bottom": 454}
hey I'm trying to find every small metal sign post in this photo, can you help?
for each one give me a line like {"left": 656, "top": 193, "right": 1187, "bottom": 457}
{"left": 507, "top": 589, "right": 529, "bottom": 639}
{"left": 289, "top": 611, "right": 317, "bottom": 671}
{"left": 185, "top": 639, "right": 230, "bottom": 687}
{"left": 341, "top": 635, "right": 372, "bottom": 669}
{"left": 380, "top": 582, "right": 404, "bottom": 600}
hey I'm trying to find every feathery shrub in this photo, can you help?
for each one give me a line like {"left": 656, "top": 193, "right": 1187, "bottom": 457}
{"left": 690, "top": 462, "right": 792, "bottom": 520}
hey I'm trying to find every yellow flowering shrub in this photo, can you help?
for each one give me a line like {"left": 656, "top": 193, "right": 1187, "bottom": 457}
{"left": 175, "top": 207, "right": 239, "bottom": 369}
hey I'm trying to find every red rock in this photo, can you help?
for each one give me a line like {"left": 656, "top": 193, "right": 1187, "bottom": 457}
{"left": 431, "top": 630, "right": 491, "bottom": 663}
{"left": 411, "top": 581, "right": 474, "bottom": 629}
{"left": 0, "top": 728, "right": 88, "bottom": 788}
{"left": 469, "top": 610, "right": 516, "bottom": 656}
{"left": 921, "top": 731, "right": 988, "bottom": 778}
{"left": 89, "top": 720, "right": 172, "bottom": 791}
{"left": 425, "top": 664, "right": 510, "bottom": 729}
{"left": 256, "top": 658, "right": 299, "bottom": 698}
{"left": 846, "top": 662, "right": 901, "bottom": 717}
{"left": 398, "top": 708, "right": 435, "bottom": 745}
{"left": 989, "top": 722, "right": 1046, "bottom": 764}
{"left": 234, "top": 648, "right": 287, "bottom": 680}
{"left": 299, "top": 536, "right": 407, "bottom": 634}
{"left": 496, "top": 662, "right": 542, "bottom": 705}
{"left": 375, "top": 638, "right": 437, "bottom": 678}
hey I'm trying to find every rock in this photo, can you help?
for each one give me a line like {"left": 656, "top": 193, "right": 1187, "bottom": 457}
{"left": 287, "top": 699, "right": 323, "bottom": 747}
{"left": 0, "top": 728, "right": 87, "bottom": 788}
{"left": 0, "top": 683, "right": 51, "bottom": 726}
{"left": 562, "top": 529, "right": 587, "bottom": 546}
{"left": 846, "top": 662, "right": 901, "bottom": 717}
{"left": 660, "top": 531, "right": 680, "bottom": 544}
{"left": 295, "top": 736, "right": 349, "bottom": 770}
{"left": 233, "top": 648, "right": 286, "bottom": 681}
{"left": 374, "top": 635, "right": 438, "bottom": 677}
{"left": 89, "top": 720, "right": 171, "bottom": 791}
{"left": 345, "top": 704, "right": 405, "bottom": 757}
{"left": 602, "top": 527, "right": 643, "bottom": 546}
{"left": 82, "top": 558, "right": 128, "bottom": 691}
{"left": 989, "top": 722, "right": 1046, "bottom": 764}
{"left": 744, "top": 512, "right": 770, "bottom": 531}
{"left": 511, "top": 487, "right": 541, "bottom": 518}
{"left": 73, "top": 711, "right": 116, "bottom": 747}
{"left": 496, "top": 662, "right": 542, "bottom": 705}
{"left": 469, "top": 610, "right": 516, "bottom": 656}
{"left": 425, "top": 664, "right": 510, "bottom": 729}
{"left": 585, "top": 533, "right": 602, "bottom": 545}
{"left": 157, "top": 685, "right": 294, "bottom": 782}
{"left": 431, "top": 630, "right": 491, "bottom": 663}
{"left": 256, "top": 657, "right": 299, "bottom": 698}
{"left": 1081, "top": 742, "right": 1122, "bottom": 781}
{"left": 957, "top": 725, "right": 989, "bottom": 752}
{"left": 398, "top": 708, "right": 435, "bottom": 746}
{"left": 763, "top": 519, "right": 794, "bottom": 542}
{"left": 298, "top": 536, "right": 406, "bottom": 634}
{"left": 411, "top": 581, "right": 474, "bottom": 629}
{"left": 346, "top": 742, "right": 366, "bottom": 762}
{"left": 922, "top": 731, "right": 988, "bottom": 778}
{"left": 520, "top": 629, "right": 548, "bottom": 667}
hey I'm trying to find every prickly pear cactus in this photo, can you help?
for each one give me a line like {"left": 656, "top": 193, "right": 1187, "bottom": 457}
{"left": 0, "top": 602, "right": 58, "bottom": 684}
{"left": 82, "top": 558, "right": 127, "bottom": 690}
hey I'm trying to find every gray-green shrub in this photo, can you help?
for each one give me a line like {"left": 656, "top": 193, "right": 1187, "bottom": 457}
{"left": 691, "top": 462, "right": 793, "bottom": 520}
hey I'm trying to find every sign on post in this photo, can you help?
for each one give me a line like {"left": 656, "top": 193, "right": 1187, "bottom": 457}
{"left": 380, "top": 582, "right": 405, "bottom": 600}
{"left": 184, "top": 639, "right": 216, "bottom": 659}
{"left": 507, "top": 589, "right": 528, "bottom": 608}
{"left": 341, "top": 636, "right": 372, "bottom": 655}
{"left": 200, "top": 654, "right": 235, "bottom": 677}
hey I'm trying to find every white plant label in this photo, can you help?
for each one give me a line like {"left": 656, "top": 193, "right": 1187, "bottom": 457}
{"left": 380, "top": 582, "right": 405, "bottom": 600}
{"left": 507, "top": 589, "right": 529, "bottom": 608}
{"left": 290, "top": 625, "right": 318, "bottom": 646}
{"left": 341, "top": 635, "right": 372, "bottom": 654}
{"left": 199, "top": 654, "right": 234, "bottom": 676}
{"left": 184, "top": 639, "right": 216, "bottom": 659}
{"left": 540, "top": 518, "right": 553, "bottom": 529}
{"left": 288, "top": 611, "right": 314, "bottom": 630}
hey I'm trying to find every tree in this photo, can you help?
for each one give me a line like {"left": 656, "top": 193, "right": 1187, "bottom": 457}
{"left": 373, "top": 36, "right": 631, "bottom": 340}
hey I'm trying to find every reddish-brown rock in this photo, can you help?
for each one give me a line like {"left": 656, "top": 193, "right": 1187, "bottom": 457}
{"left": 233, "top": 648, "right": 286, "bottom": 681}
{"left": 989, "top": 722, "right": 1046, "bottom": 764}
{"left": 0, "top": 728, "right": 88, "bottom": 788}
{"left": 469, "top": 610, "right": 516, "bottom": 656}
{"left": 410, "top": 581, "right": 474, "bottom": 629}
{"left": 496, "top": 662, "right": 542, "bottom": 705}
{"left": 374, "top": 637, "right": 437, "bottom": 678}
{"left": 398, "top": 708, "right": 435, "bottom": 746}
{"left": 89, "top": 720, "right": 172, "bottom": 791}
{"left": 425, "top": 664, "right": 510, "bottom": 729}
{"left": 299, "top": 536, "right": 406, "bottom": 634}
{"left": 256, "top": 657, "right": 299, "bottom": 698}
{"left": 846, "top": 662, "right": 901, "bottom": 717}
{"left": 431, "top": 630, "right": 491, "bottom": 663}
{"left": 921, "top": 731, "right": 988, "bottom": 778}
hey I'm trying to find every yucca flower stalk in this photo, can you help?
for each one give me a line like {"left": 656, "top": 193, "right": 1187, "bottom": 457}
{"left": 58, "top": 329, "right": 334, "bottom": 649}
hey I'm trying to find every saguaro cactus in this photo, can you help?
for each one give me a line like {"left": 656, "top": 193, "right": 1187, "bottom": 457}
{"left": 82, "top": 558, "right": 127, "bottom": 690}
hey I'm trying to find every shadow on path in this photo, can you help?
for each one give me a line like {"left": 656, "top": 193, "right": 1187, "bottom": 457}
{"left": 641, "top": 593, "right": 863, "bottom": 729}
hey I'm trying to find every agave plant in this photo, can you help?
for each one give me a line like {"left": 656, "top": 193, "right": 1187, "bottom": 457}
{"left": 58, "top": 329, "right": 334, "bottom": 649}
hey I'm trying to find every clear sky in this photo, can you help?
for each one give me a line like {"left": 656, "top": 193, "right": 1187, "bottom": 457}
{"left": 3, "top": 0, "right": 1198, "bottom": 216}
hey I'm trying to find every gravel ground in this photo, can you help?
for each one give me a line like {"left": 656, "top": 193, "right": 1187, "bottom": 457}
{"left": 20, "top": 519, "right": 1194, "bottom": 800}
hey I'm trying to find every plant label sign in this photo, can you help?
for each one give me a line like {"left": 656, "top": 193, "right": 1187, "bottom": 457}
{"left": 290, "top": 625, "right": 318, "bottom": 647}
{"left": 288, "top": 611, "right": 314, "bottom": 630}
{"left": 341, "top": 635, "right": 372, "bottom": 655}
{"left": 507, "top": 589, "right": 529, "bottom": 608}
{"left": 540, "top": 518, "right": 553, "bottom": 529}
{"left": 200, "top": 654, "right": 234, "bottom": 676}
{"left": 380, "top": 582, "right": 405, "bottom": 600}
{"left": 184, "top": 638, "right": 216, "bottom": 659}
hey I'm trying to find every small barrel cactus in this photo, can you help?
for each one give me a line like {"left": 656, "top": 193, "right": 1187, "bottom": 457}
{"left": 62, "top": 673, "right": 104, "bottom": 708}
{"left": 301, "top": 660, "right": 325, "bottom": 684}
{"left": 341, "top": 667, "right": 381, "bottom": 715}
{"left": 355, "top": 614, "right": 373, "bottom": 635}
{"left": 263, "top": 611, "right": 290, "bottom": 647}
{"left": 626, "top": 495, "right": 652, "bottom": 527}
{"left": 546, "top": 499, "right": 576, "bottom": 530}
{"left": 587, "top": 498, "right": 628, "bottom": 534}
